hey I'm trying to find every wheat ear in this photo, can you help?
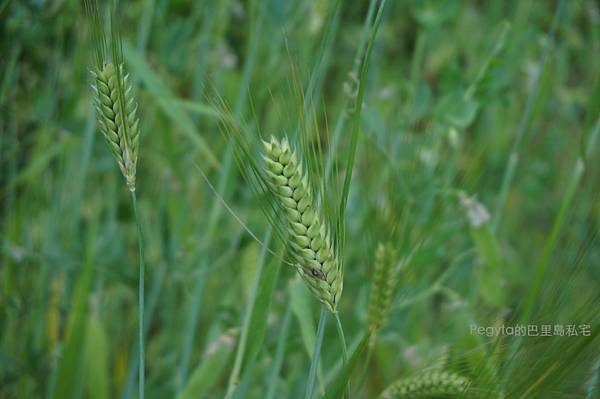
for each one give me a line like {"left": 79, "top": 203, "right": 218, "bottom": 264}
{"left": 92, "top": 62, "right": 140, "bottom": 191}
{"left": 379, "top": 371, "right": 470, "bottom": 399}
{"left": 368, "top": 242, "right": 398, "bottom": 336}
{"left": 262, "top": 136, "right": 342, "bottom": 312}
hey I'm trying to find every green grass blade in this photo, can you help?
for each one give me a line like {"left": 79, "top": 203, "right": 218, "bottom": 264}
{"left": 503, "top": 149, "right": 589, "bottom": 385}
{"left": 84, "top": 312, "right": 109, "bottom": 399}
{"left": 122, "top": 41, "right": 220, "bottom": 168}
{"left": 226, "top": 228, "right": 277, "bottom": 395}
{"left": 175, "top": 149, "right": 236, "bottom": 392}
{"left": 121, "top": 259, "right": 168, "bottom": 399}
{"left": 492, "top": 0, "right": 566, "bottom": 231}
{"left": 176, "top": 4, "right": 264, "bottom": 385}
{"left": 338, "top": 0, "right": 387, "bottom": 246}
{"left": 290, "top": 280, "right": 325, "bottom": 391}
{"left": 176, "top": 330, "right": 236, "bottom": 399}
{"left": 323, "top": 0, "right": 378, "bottom": 184}
{"left": 334, "top": 312, "right": 349, "bottom": 398}
{"left": 130, "top": 192, "right": 145, "bottom": 399}
{"left": 470, "top": 223, "right": 505, "bottom": 307}
{"left": 50, "top": 219, "right": 98, "bottom": 399}
{"left": 322, "top": 332, "right": 370, "bottom": 399}
{"left": 300, "top": 0, "right": 342, "bottom": 118}
{"left": 304, "top": 307, "right": 328, "bottom": 399}
{"left": 265, "top": 305, "right": 293, "bottom": 399}
{"left": 522, "top": 159, "right": 584, "bottom": 320}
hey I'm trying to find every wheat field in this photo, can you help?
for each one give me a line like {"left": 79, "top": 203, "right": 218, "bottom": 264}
{"left": 1, "top": 1, "right": 600, "bottom": 398}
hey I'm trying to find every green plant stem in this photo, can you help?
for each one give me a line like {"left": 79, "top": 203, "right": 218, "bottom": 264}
{"left": 177, "top": 2, "right": 263, "bottom": 390}
{"left": 339, "top": 0, "right": 387, "bottom": 245}
{"left": 521, "top": 116, "right": 600, "bottom": 321}
{"left": 300, "top": 0, "right": 341, "bottom": 121}
{"left": 226, "top": 228, "right": 272, "bottom": 394}
{"left": 354, "top": 344, "right": 373, "bottom": 396}
{"left": 130, "top": 191, "right": 145, "bottom": 399}
{"left": 492, "top": 0, "right": 566, "bottom": 231}
{"left": 324, "top": 0, "right": 377, "bottom": 185}
{"left": 305, "top": 307, "right": 328, "bottom": 399}
{"left": 334, "top": 313, "right": 348, "bottom": 398}
{"left": 266, "top": 305, "right": 293, "bottom": 399}
{"left": 502, "top": 116, "right": 599, "bottom": 386}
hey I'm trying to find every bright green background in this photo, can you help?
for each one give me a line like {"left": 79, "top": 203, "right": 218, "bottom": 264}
{"left": 1, "top": 0, "right": 600, "bottom": 398}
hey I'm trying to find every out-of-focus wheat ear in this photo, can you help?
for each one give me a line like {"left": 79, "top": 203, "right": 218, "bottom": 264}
{"left": 367, "top": 242, "right": 398, "bottom": 338}
{"left": 379, "top": 371, "right": 470, "bottom": 399}
{"left": 262, "top": 136, "right": 343, "bottom": 312}
{"left": 92, "top": 62, "right": 140, "bottom": 191}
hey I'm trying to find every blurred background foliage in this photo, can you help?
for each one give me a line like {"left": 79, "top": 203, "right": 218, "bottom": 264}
{"left": 1, "top": 0, "right": 600, "bottom": 398}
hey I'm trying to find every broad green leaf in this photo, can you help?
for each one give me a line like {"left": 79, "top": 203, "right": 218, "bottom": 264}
{"left": 177, "top": 330, "right": 236, "bottom": 399}
{"left": 51, "top": 222, "right": 97, "bottom": 399}
{"left": 410, "top": 81, "right": 432, "bottom": 122}
{"left": 471, "top": 225, "right": 505, "bottom": 307}
{"left": 290, "top": 279, "right": 325, "bottom": 392}
{"left": 290, "top": 279, "right": 317, "bottom": 359}
{"left": 436, "top": 91, "right": 480, "bottom": 129}
{"left": 240, "top": 242, "right": 260, "bottom": 301}
{"left": 240, "top": 256, "right": 281, "bottom": 372}
{"left": 227, "top": 229, "right": 280, "bottom": 396}
{"left": 84, "top": 313, "right": 109, "bottom": 399}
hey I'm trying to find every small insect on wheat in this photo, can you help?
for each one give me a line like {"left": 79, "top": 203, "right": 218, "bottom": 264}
{"left": 379, "top": 371, "right": 470, "bottom": 399}
{"left": 262, "top": 136, "right": 343, "bottom": 312}
{"left": 92, "top": 63, "right": 140, "bottom": 191}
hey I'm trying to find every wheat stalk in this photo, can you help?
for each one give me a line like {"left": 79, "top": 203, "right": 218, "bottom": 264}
{"left": 262, "top": 136, "right": 342, "bottom": 313}
{"left": 92, "top": 62, "right": 140, "bottom": 191}
{"left": 368, "top": 242, "right": 398, "bottom": 336}
{"left": 91, "top": 61, "right": 145, "bottom": 397}
{"left": 85, "top": 2, "right": 145, "bottom": 395}
{"left": 379, "top": 371, "right": 470, "bottom": 399}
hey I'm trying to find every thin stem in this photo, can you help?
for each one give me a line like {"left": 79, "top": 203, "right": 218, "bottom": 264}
{"left": 339, "top": 0, "right": 387, "bottom": 249}
{"left": 334, "top": 313, "right": 349, "bottom": 398}
{"left": 355, "top": 345, "right": 373, "bottom": 396}
{"left": 323, "top": 0, "right": 378, "bottom": 185}
{"left": 492, "top": 0, "right": 566, "bottom": 231}
{"left": 266, "top": 305, "right": 293, "bottom": 399}
{"left": 501, "top": 115, "right": 597, "bottom": 385}
{"left": 226, "top": 228, "right": 272, "bottom": 394}
{"left": 305, "top": 307, "right": 328, "bottom": 399}
{"left": 130, "top": 191, "right": 145, "bottom": 399}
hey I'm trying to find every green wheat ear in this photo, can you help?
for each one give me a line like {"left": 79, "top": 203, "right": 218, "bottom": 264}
{"left": 262, "top": 136, "right": 342, "bottom": 312}
{"left": 379, "top": 371, "right": 470, "bottom": 399}
{"left": 368, "top": 242, "right": 398, "bottom": 336}
{"left": 92, "top": 62, "right": 140, "bottom": 191}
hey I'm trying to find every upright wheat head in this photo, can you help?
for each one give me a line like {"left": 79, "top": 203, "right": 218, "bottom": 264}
{"left": 92, "top": 62, "right": 140, "bottom": 191}
{"left": 379, "top": 371, "right": 470, "bottom": 399}
{"left": 262, "top": 136, "right": 342, "bottom": 312}
{"left": 368, "top": 242, "right": 398, "bottom": 336}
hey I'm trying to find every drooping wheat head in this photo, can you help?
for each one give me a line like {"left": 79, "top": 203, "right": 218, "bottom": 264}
{"left": 92, "top": 62, "right": 140, "bottom": 191}
{"left": 262, "top": 136, "right": 342, "bottom": 312}
{"left": 379, "top": 371, "right": 470, "bottom": 399}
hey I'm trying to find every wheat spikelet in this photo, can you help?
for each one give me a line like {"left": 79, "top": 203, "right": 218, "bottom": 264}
{"left": 379, "top": 371, "right": 470, "bottom": 399}
{"left": 262, "top": 136, "right": 342, "bottom": 312}
{"left": 368, "top": 242, "right": 398, "bottom": 335}
{"left": 92, "top": 62, "right": 140, "bottom": 191}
